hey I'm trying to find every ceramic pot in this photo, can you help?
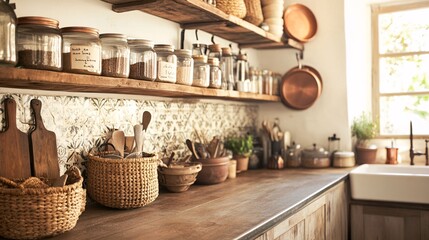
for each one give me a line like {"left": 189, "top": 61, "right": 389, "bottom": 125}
{"left": 195, "top": 156, "right": 230, "bottom": 185}
{"left": 355, "top": 146, "right": 378, "bottom": 164}
{"left": 234, "top": 155, "right": 249, "bottom": 173}
{"left": 158, "top": 162, "right": 202, "bottom": 193}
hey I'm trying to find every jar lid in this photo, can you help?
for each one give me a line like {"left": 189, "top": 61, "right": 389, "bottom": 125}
{"left": 237, "top": 53, "right": 247, "bottom": 61}
{"left": 302, "top": 144, "right": 329, "bottom": 158}
{"left": 334, "top": 151, "right": 355, "bottom": 157}
{"left": 192, "top": 43, "right": 207, "bottom": 48}
{"left": 100, "top": 33, "right": 128, "bottom": 40}
{"left": 18, "top": 16, "right": 59, "bottom": 29}
{"left": 209, "top": 44, "right": 222, "bottom": 53}
{"left": 193, "top": 55, "right": 207, "bottom": 63}
{"left": 128, "top": 39, "right": 154, "bottom": 47}
{"left": 208, "top": 57, "right": 219, "bottom": 66}
{"left": 61, "top": 27, "right": 99, "bottom": 37}
{"left": 154, "top": 44, "right": 174, "bottom": 52}
{"left": 174, "top": 49, "right": 192, "bottom": 57}
{"left": 221, "top": 47, "right": 232, "bottom": 56}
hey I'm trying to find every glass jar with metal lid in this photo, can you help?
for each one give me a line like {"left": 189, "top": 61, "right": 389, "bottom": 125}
{"left": 128, "top": 39, "right": 157, "bottom": 81}
{"left": 16, "top": 16, "right": 62, "bottom": 71}
{"left": 207, "top": 44, "right": 222, "bottom": 61}
{"left": 208, "top": 57, "right": 221, "bottom": 88}
{"left": 192, "top": 55, "right": 209, "bottom": 88}
{"left": 61, "top": 26, "right": 101, "bottom": 75}
{"left": 0, "top": 0, "right": 17, "bottom": 66}
{"left": 100, "top": 33, "right": 130, "bottom": 78}
{"left": 175, "top": 49, "right": 193, "bottom": 85}
{"left": 154, "top": 44, "right": 177, "bottom": 83}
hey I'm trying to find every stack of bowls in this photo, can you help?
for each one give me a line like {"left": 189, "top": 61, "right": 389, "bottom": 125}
{"left": 261, "top": 0, "right": 284, "bottom": 37}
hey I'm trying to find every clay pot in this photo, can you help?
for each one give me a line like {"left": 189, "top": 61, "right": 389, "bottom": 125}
{"left": 195, "top": 156, "right": 230, "bottom": 185}
{"left": 158, "top": 162, "right": 202, "bottom": 193}
{"left": 355, "top": 146, "right": 378, "bottom": 164}
{"left": 235, "top": 155, "right": 249, "bottom": 173}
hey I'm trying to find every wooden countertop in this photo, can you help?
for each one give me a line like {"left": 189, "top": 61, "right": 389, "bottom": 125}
{"left": 51, "top": 168, "right": 351, "bottom": 240}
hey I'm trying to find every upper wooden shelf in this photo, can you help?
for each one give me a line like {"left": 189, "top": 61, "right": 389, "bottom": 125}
{"left": 102, "top": 0, "right": 304, "bottom": 50}
{"left": 0, "top": 68, "right": 280, "bottom": 102}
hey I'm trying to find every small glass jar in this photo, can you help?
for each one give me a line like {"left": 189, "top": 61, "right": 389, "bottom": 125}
{"left": 17, "top": 17, "right": 62, "bottom": 71}
{"left": 175, "top": 49, "right": 193, "bottom": 85}
{"left": 128, "top": 39, "right": 157, "bottom": 81}
{"left": 192, "top": 43, "right": 207, "bottom": 56}
{"left": 221, "top": 47, "right": 234, "bottom": 90}
{"left": 208, "top": 57, "right": 221, "bottom": 88}
{"left": 192, "top": 55, "right": 209, "bottom": 88}
{"left": 61, "top": 27, "right": 101, "bottom": 75}
{"left": 100, "top": 33, "right": 129, "bottom": 78}
{"left": 154, "top": 44, "right": 177, "bottom": 83}
{"left": 263, "top": 70, "right": 273, "bottom": 95}
{"left": 0, "top": 0, "right": 17, "bottom": 66}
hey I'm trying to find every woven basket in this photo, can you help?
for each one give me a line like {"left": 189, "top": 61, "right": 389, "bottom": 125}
{"left": 0, "top": 167, "right": 86, "bottom": 240}
{"left": 217, "top": 0, "right": 247, "bottom": 19}
{"left": 244, "top": 0, "right": 264, "bottom": 26}
{"left": 87, "top": 154, "right": 159, "bottom": 209}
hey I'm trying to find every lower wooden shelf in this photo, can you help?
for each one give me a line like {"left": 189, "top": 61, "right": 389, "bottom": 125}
{"left": 0, "top": 67, "right": 280, "bottom": 102}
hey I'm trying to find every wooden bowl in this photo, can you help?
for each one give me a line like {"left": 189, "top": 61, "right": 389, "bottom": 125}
{"left": 158, "top": 162, "right": 202, "bottom": 193}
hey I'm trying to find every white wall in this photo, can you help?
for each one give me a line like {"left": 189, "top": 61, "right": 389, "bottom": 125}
{"left": 257, "top": 0, "right": 351, "bottom": 151}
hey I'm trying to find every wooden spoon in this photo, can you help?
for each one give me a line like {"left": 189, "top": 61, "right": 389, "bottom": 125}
{"left": 111, "top": 130, "right": 125, "bottom": 157}
{"left": 186, "top": 139, "right": 199, "bottom": 160}
{"left": 133, "top": 124, "right": 143, "bottom": 154}
{"left": 142, "top": 111, "right": 151, "bottom": 132}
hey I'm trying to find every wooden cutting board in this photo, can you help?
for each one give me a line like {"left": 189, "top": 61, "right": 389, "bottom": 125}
{"left": 0, "top": 98, "right": 31, "bottom": 179}
{"left": 29, "top": 99, "right": 60, "bottom": 179}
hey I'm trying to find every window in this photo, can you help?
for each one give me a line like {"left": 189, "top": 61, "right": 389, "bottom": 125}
{"left": 372, "top": 2, "right": 429, "bottom": 137}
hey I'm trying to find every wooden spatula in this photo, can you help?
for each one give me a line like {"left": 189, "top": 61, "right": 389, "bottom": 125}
{"left": 111, "top": 130, "right": 125, "bottom": 157}
{"left": 29, "top": 99, "right": 60, "bottom": 179}
{"left": 0, "top": 98, "right": 31, "bottom": 179}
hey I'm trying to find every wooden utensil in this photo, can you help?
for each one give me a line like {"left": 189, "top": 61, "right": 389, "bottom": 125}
{"left": 142, "top": 111, "right": 151, "bottom": 131}
{"left": 186, "top": 139, "right": 199, "bottom": 160}
{"left": 111, "top": 130, "right": 125, "bottom": 157}
{"left": 52, "top": 174, "right": 68, "bottom": 187}
{"left": 133, "top": 124, "right": 144, "bottom": 154}
{"left": 28, "top": 99, "right": 60, "bottom": 179}
{"left": 0, "top": 98, "right": 31, "bottom": 179}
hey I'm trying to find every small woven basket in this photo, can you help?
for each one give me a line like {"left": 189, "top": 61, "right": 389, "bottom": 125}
{"left": 87, "top": 153, "right": 159, "bottom": 209}
{"left": 0, "top": 167, "right": 86, "bottom": 240}
{"left": 217, "top": 0, "right": 247, "bottom": 19}
{"left": 244, "top": 0, "right": 264, "bottom": 26}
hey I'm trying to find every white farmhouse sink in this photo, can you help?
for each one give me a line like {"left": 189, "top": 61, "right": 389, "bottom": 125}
{"left": 350, "top": 164, "right": 429, "bottom": 204}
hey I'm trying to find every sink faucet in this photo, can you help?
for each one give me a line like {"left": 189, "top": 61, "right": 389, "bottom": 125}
{"left": 409, "top": 121, "right": 429, "bottom": 165}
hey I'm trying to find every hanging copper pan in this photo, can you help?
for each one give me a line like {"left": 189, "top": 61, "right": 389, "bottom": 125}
{"left": 284, "top": 3, "right": 317, "bottom": 43}
{"left": 280, "top": 64, "right": 322, "bottom": 110}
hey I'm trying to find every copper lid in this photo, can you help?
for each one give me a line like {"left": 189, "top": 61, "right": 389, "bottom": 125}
{"left": 100, "top": 33, "right": 128, "bottom": 39}
{"left": 237, "top": 53, "right": 247, "bottom": 61}
{"left": 221, "top": 47, "right": 232, "bottom": 56}
{"left": 209, "top": 44, "right": 221, "bottom": 53}
{"left": 18, "top": 16, "right": 59, "bottom": 29}
{"left": 61, "top": 27, "right": 99, "bottom": 37}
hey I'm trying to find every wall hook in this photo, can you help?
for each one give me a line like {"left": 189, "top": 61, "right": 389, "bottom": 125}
{"left": 195, "top": 29, "right": 199, "bottom": 42}
{"left": 180, "top": 29, "right": 186, "bottom": 49}
{"left": 211, "top": 35, "right": 216, "bottom": 44}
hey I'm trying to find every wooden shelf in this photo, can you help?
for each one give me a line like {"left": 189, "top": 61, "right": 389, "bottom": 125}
{"left": 102, "top": 0, "right": 304, "bottom": 50}
{"left": 0, "top": 68, "right": 280, "bottom": 102}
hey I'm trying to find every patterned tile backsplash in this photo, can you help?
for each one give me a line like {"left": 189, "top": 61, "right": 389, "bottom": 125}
{"left": 0, "top": 93, "right": 258, "bottom": 175}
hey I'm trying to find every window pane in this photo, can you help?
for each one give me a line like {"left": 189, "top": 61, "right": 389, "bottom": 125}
{"left": 379, "top": 54, "right": 429, "bottom": 93}
{"left": 380, "top": 95, "right": 429, "bottom": 135}
{"left": 379, "top": 7, "right": 429, "bottom": 54}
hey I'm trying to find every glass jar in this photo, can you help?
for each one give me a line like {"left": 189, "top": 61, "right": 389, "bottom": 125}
{"left": 257, "top": 70, "right": 263, "bottom": 94}
{"left": 0, "top": 0, "right": 17, "bottom": 66}
{"left": 236, "top": 53, "right": 250, "bottom": 92}
{"left": 128, "top": 39, "right": 157, "bottom": 81}
{"left": 17, "top": 17, "right": 62, "bottom": 71}
{"left": 207, "top": 44, "right": 222, "bottom": 61}
{"left": 192, "top": 43, "right": 207, "bottom": 56}
{"left": 175, "top": 49, "right": 193, "bottom": 85}
{"left": 263, "top": 70, "right": 273, "bottom": 95}
{"left": 154, "top": 44, "right": 177, "bottom": 83}
{"left": 100, "top": 33, "right": 130, "bottom": 78}
{"left": 221, "top": 47, "right": 234, "bottom": 90}
{"left": 61, "top": 27, "right": 101, "bottom": 75}
{"left": 208, "top": 57, "right": 221, "bottom": 88}
{"left": 192, "top": 55, "right": 209, "bottom": 88}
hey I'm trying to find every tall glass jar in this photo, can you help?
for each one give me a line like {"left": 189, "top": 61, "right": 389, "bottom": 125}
{"left": 192, "top": 55, "right": 209, "bottom": 88}
{"left": 221, "top": 47, "right": 234, "bottom": 90}
{"left": 100, "top": 33, "right": 130, "bottom": 78}
{"left": 61, "top": 27, "right": 101, "bottom": 75}
{"left": 236, "top": 53, "right": 250, "bottom": 92}
{"left": 154, "top": 44, "right": 177, "bottom": 83}
{"left": 263, "top": 70, "right": 273, "bottom": 95}
{"left": 207, "top": 44, "right": 222, "bottom": 61}
{"left": 208, "top": 57, "right": 221, "bottom": 88}
{"left": 17, "top": 17, "right": 62, "bottom": 71}
{"left": 128, "top": 39, "right": 156, "bottom": 81}
{"left": 175, "top": 49, "right": 193, "bottom": 85}
{"left": 0, "top": 0, "right": 17, "bottom": 66}
{"left": 192, "top": 43, "right": 207, "bottom": 56}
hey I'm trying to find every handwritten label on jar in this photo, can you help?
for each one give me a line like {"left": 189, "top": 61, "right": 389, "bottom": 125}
{"left": 157, "top": 61, "right": 176, "bottom": 83}
{"left": 70, "top": 45, "right": 101, "bottom": 73}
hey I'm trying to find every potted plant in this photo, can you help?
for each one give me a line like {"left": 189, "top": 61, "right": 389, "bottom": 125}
{"left": 225, "top": 135, "right": 253, "bottom": 173}
{"left": 351, "top": 112, "right": 378, "bottom": 164}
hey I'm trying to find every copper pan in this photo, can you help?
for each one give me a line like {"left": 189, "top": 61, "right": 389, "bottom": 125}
{"left": 280, "top": 57, "right": 322, "bottom": 110}
{"left": 284, "top": 3, "right": 317, "bottom": 43}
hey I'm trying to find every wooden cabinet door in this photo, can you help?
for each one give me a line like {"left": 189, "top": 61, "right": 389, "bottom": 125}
{"left": 325, "top": 181, "right": 348, "bottom": 240}
{"left": 277, "top": 220, "right": 305, "bottom": 240}
{"left": 351, "top": 204, "right": 429, "bottom": 240}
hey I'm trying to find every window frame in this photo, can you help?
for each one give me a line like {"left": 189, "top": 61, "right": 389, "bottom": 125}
{"left": 371, "top": 1, "right": 429, "bottom": 139}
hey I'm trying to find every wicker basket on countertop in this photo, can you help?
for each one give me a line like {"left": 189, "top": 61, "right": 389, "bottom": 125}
{"left": 217, "top": 0, "right": 247, "bottom": 19}
{"left": 87, "top": 153, "right": 159, "bottom": 209}
{"left": 0, "top": 167, "right": 86, "bottom": 240}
